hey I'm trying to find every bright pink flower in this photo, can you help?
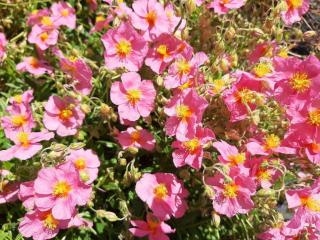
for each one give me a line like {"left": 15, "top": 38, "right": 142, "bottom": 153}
{"left": 0, "top": 130, "right": 54, "bottom": 161}
{"left": 28, "top": 25, "right": 59, "bottom": 50}
{"left": 172, "top": 126, "right": 215, "bottom": 169}
{"left": 164, "top": 89, "right": 208, "bottom": 139}
{"left": 248, "top": 41, "right": 278, "bottom": 64}
{"left": 257, "top": 226, "right": 286, "bottom": 240}
{"left": 19, "top": 181, "right": 35, "bottom": 210}
{"left": 208, "top": 0, "right": 246, "bottom": 15}
{"left": 110, "top": 72, "right": 156, "bottom": 121}
{"left": 223, "top": 71, "right": 266, "bottom": 122}
{"left": 273, "top": 56, "right": 320, "bottom": 105}
{"left": 304, "top": 140, "right": 320, "bottom": 164}
{"left": 0, "top": 169, "right": 19, "bottom": 204}
{"left": 206, "top": 168, "right": 256, "bottom": 217}
{"left": 16, "top": 56, "right": 52, "bottom": 76}
{"left": 59, "top": 56, "right": 93, "bottom": 95}
{"left": 9, "top": 90, "right": 34, "bottom": 106}
{"left": 164, "top": 52, "right": 208, "bottom": 90}
{"left": 64, "top": 148, "right": 100, "bottom": 184}
{"left": 0, "top": 32, "right": 7, "bottom": 61}
{"left": 34, "top": 163, "right": 92, "bottom": 220}
{"left": 117, "top": 127, "right": 155, "bottom": 151}
{"left": 129, "top": 213, "right": 175, "bottom": 240}
{"left": 51, "top": 1, "right": 76, "bottom": 29}
{"left": 101, "top": 22, "right": 148, "bottom": 71}
{"left": 27, "top": 9, "right": 51, "bottom": 26}
{"left": 90, "top": 14, "right": 113, "bottom": 33}
{"left": 135, "top": 173, "right": 189, "bottom": 219}
{"left": 86, "top": 0, "right": 98, "bottom": 11}
{"left": 43, "top": 95, "right": 85, "bottom": 137}
{"left": 131, "top": 0, "right": 170, "bottom": 41}
{"left": 281, "top": 0, "right": 309, "bottom": 25}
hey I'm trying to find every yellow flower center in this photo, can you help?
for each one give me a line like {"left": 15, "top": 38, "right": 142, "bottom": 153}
{"left": 183, "top": 138, "right": 200, "bottom": 153}
{"left": 309, "top": 109, "right": 320, "bottom": 126}
{"left": 13, "top": 95, "right": 22, "bottom": 104}
{"left": 289, "top": 72, "right": 311, "bottom": 93}
{"left": 146, "top": 11, "right": 157, "bottom": 27}
{"left": 257, "top": 169, "right": 271, "bottom": 181}
{"left": 264, "top": 134, "right": 281, "bottom": 150}
{"left": 53, "top": 181, "right": 71, "bottom": 198}
{"left": 40, "top": 32, "right": 49, "bottom": 42}
{"left": 130, "top": 130, "right": 141, "bottom": 142}
{"left": 223, "top": 183, "right": 239, "bottom": 198}
{"left": 235, "top": 88, "right": 255, "bottom": 104}
{"left": 156, "top": 44, "right": 170, "bottom": 58}
{"left": 221, "top": 0, "right": 230, "bottom": 3}
{"left": 32, "top": 9, "right": 39, "bottom": 15}
{"left": 288, "top": 0, "right": 303, "bottom": 9}
{"left": 29, "top": 57, "right": 40, "bottom": 68}
{"left": 178, "top": 80, "right": 193, "bottom": 91}
{"left": 68, "top": 56, "right": 78, "bottom": 62}
{"left": 126, "top": 89, "right": 141, "bottom": 106}
{"left": 17, "top": 132, "right": 30, "bottom": 147}
{"left": 96, "top": 15, "right": 105, "bottom": 22}
{"left": 154, "top": 184, "right": 168, "bottom": 199}
{"left": 11, "top": 115, "right": 27, "bottom": 127}
{"left": 177, "top": 59, "right": 191, "bottom": 75}
{"left": 211, "top": 79, "right": 225, "bottom": 94}
{"left": 42, "top": 213, "right": 59, "bottom": 230}
{"left": 277, "top": 48, "right": 288, "bottom": 58}
{"left": 59, "top": 109, "right": 73, "bottom": 121}
{"left": 228, "top": 153, "right": 246, "bottom": 166}
{"left": 74, "top": 158, "right": 86, "bottom": 170}
{"left": 300, "top": 196, "right": 320, "bottom": 212}
{"left": 0, "top": 181, "right": 9, "bottom": 193}
{"left": 310, "top": 142, "right": 320, "bottom": 153}
{"left": 41, "top": 16, "right": 53, "bottom": 26}
{"left": 61, "top": 9, "right": 69, "bottom": 17}
{"left": 176, "top": 104, "right": 192, "bottom": 121}
{"left": 253, "top": 62, "right": 272, "bottom": 78}
{"left": 116, "top": 39, "right": 132, "bottom": 57}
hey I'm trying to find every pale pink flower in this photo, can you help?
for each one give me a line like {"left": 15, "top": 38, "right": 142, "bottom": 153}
{"left": 16, "top": 56, "right": 52, "bottom": 76}
{"left": 0, "top": 32, "right": 7, "bottom": 61}
{"left": 101, "top": 22, "right": 148, "bottom": 71}
{"left": 257, "top": 226, "right": 286, "bottom": 240}
{"left": 281, "top": 0, "right": 309, "bottom": 25}
{"left": 0, "top": 130, "right": 54, "bottom": 161}
{"left": 208, "top": 0, "right": 246, "bottom": 15}
{"left": 43, "top": 95, "right": 85, "bottom": 137}
{"left": 164, "top": 89, "right": 208, "bottom": 139}
{"left": 172, "top": 126, "right": 215, "bottom": 169}
{"left": 206, "top": 168, "right": 256, "bottom": 217}
{"left": 130, "top": 213, "right": 175, "bottom": 240}
{"left": 90, "top": 14, "right": 113, "bottom": 33}
{"left": 9, "top": 90, "right": 34, "bottom": 106}
{"left": 117, "top": 127, "right": 155, "bottom": 151}
{"left": 19, "top": 181, "right": 35, "bottom": 210}
{"left": 34, "top": 163, "right": 92, "bottom": 220}
{"left": 27, "top": 9, "right": 51, "bottom": 26}
{"left": 110, "top": 72, "right": 156, "bottom": 121}
{"left": 64, "top": 148, "right": 100, "bottom": 184}
{"left": 135, "top": 173, "right": 189, "bottom": 219}
{"left": 51, "top": 1, "right": 76, "bottom": 29}
{"left": 165, "top": 4, "right": 186, "bottom": 33}
{"left": 0, "top": 169, "right": 19, "bottom": 204}
{"left": 131, "top": 0, "right": 170, "bottom": 41}
{"left": 28, "top": 25, "right": 59, "bottom": 50}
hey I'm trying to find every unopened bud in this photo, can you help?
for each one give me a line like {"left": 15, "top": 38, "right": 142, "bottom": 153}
{"left": 80, "top": 104, "right": 91, "bottom": 114}
{"left": 126, "top": 146, "right": 139, "bottom": 155}
{"left": 96, "top": 210, "right": 121, "bottom": 222}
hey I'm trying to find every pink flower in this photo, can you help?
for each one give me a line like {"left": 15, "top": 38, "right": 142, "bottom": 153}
{"left": 86, "top": 0, "right": 98, "bottom": 11}
{"left": 51, "top": 1, "right": 76, "bottom": 29}
{"left": 19, "top": 181, "right": 35, "bottom": 210}
{"left": 43, "top": 95, "right": 85, "bottom": 137}
{"left": 208, "top": 0, "right": 246, "bottom": 15}
{"left": 117, "top": 127, "right": 155, "bottom": 151}
{"left": 90, "top": 14, "right": 113, "bottom": 33}
{"left": 64, "top": 148, "right": 100, "bottom": 184}
{"left": 34, "top": 163, "right": 92, "bottom": 220}
{"left": 129, "top": 213, "right": 175, "bottom": 240}
{"left": 304, "top": 140, "right": 320, "bottom": 164}
{"left": 0, "top": 32, "right": 7, "bottom": 61}
{"left": 16, "top": 56, "right": 52, "bottom": 76}
{"left": 257, "top": 226, "right": 286, "bottom": 240}
{"left": 172, "top": 126, "right": 215, "bottom": 169}
{"left": 165, "top": 4, "right": 186, "bottom": 33}
{"left": 164, "top": 89, "right": 208, "bottom": 139}
{"left": 110, "top": 72, "right": 156, "bottom": 121}
{"left": 248, "top": 41, "right": 278, "bottom": 64}
{"left": 281, "top": 0, "right": 309, "bottom": 25}
{"left": 206, "top": 168, "right": 256, "bottom": 217}
{"left": 101, "top": 22, "right": 148, "bottom": 71}
{"left": 135, "top": 173, "right": 189, "bottom": 219}
{"left": 59, "top": 56, "right": 93, "bottom": 95}
{"left": 9, "top": 90, "right": 34, "bottom": 106}
{"left": 0, "top": 169, "right": 19, "bottom": 204}
{"left": 28, "top": 25, "right": 59, "bottom": 50}
{"left": 0, "top": 130, "right": 54, "bottom": 161}
{"left": 131, "top": 0, "right": 170, "bottom": 41}
{"left": 27, "top": 9, "right": 51, "bottom": 26}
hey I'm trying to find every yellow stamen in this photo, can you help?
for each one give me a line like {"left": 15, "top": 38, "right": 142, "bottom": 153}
{"left": 13, "top": 95, "right": 22, "bottom": 104}
{"left": 228, "top": 153, "right": 246, "bottom": 166}
{"left": 183, "top": 138, "right": 200, "bottom": 153}
{"left": 288, "top": 0, "right": 303, "bottom": 9}
{"left": 11, "top": 115, "right": 27, "bottom": 127}
{"left": 130, "top": 130, "right": 141, "bottom": 142}
{"left": 264, "top": 134, "right": 281, "bottom": 150}
{"left": 223, "top": 183, "right": 238, "bottom": 198}
{"left": 309, "top": 109, "right": 320, "bottom": 126}
{"left": 235, "top": 88, "right": 255, "bottom": 104}
{"left": 257, "top": 169, "right": 271, "bottom": 181}
{"left": 17, "top": 132, "right": 30, "bottom": 147}
{"left": 300, "top": 196, "right": 320, "bottom": 212}
{"left": 96, "top": 15, "right": 105, "bottom": 22}
{"left": 53, "top": 181, "right": 71, "bottom": 198}
{"left": 59, "top": 109, "right": 73, "bottom": 121}
{"left": 176, "top": 104, "right": 192, "bottom": 121}
{"left": 156, "top": 44, "right": 170, "bottom": 58}
{"left": 61, "top": 9, "right": 69, "bottom": 17}
{"left": 40, "top": 32, "right": 49, "bottom": 42}
{"left": 29, "top": 57, "right": 39, "bottom": 68}
{"left": 116, "top": 39, "right": 132, "bottom": 58}
{"left": 42, "top": 213, "right": 59, "bottom": 230}
{"left": 146, "top": 11, "right": 157, "bottom": 27}
{"left": 153, "top": 184, "right": 168, "bottom": 199}
{"left": 126, "top": 89, "right": 141, "bottom": 106}
{"left": 74, "top": 158, "right": 86, "bottom": 170}
{"left": 177, "top": 59, "right": 191, "bottom": 75}
{"left": 41, "top": 16, "right": 53, "bottom": 26}
{"left": 289, "top": 72, "right": 311, "bottom": 93}
{"left": 253, "top": 62, "right": 272, "bottom": 78}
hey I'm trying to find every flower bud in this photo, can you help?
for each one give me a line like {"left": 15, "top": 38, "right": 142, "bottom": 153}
{"left": 118, "top": 158, "right": 127, "bottom": 166}
{"left": 80, "top": 170, "right": 90, "bottom": 182}
{"left": 96, "top": 210, "right": 121, "bottom": 222}
{"left": 126, "top": 146, "right": 139, "bottom": 155}
{"left": 80, "top": 103, "right": 91, "bottom": 114}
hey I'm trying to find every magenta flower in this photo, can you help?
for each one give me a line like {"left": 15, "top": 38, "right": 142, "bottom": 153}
{"left": 28, "top": 25, "right": 59, "bottom": 50}
{"left": 281, "top": 0, "right": 309, "bottom": 25}
{"left": 172, "top": 126, "right": 215, "bottom": 169}
{"left": 129, "top": 213, "right": 175, "bottom": 240}
{"left": 135, "top": 173, "right": 189, "bottom": 219}
{"left": 0, "top": 32, "right": 7, "bottom": 61}
{"left": 208, "top": 0, "right": 246, "bottom": 15}
{"left": 43, "top": 95, "right": 85, "bottom": 137}
{"left": 206, "top": 168, "right": 256, "bottom": 217}
{"left": 51, "top": 1, "right": 76, "bottom": 29}
{"left": 117, "top": 127, "right": 155, "bottom": 151}
{"left": 131, "top": 0, "right": 170, "bottom": 41}
{"left": 164, "top": 89, "right": 208, "bottom": 139}
{"left": 0, "top": 170, "right": 19, "bottom": 204}
{"left": 0, "top": 130, "right": 54, "bottom": 161}
{"left": 248, "top": 41, "right": 278, "bottom": 64}
{"left": 64, "top": 148, "right": 100, "bottom": 184}
{"left": 17, "top": 56, "right": 52, "bottom": 76}
{"left": 110, "top": 72, "right": 156, "bottom": 121}
{"left": 34, "top": 163, "right": 92, "bottom": 220}
{"left": 19, "top": 181, "right": 35, "bottom": 210}
{"left": 102, "top": 22, "right": 148, "bottom": 71}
